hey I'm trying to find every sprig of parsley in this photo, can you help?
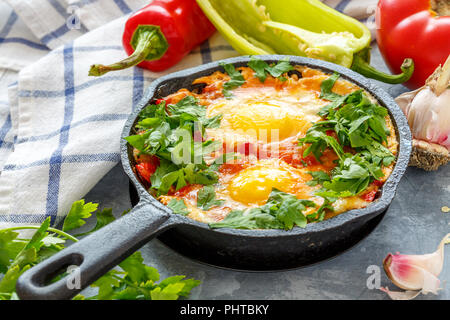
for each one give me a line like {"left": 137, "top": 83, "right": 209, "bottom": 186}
{"left": 0, "top": 200, "right": 200, "bottom": 300}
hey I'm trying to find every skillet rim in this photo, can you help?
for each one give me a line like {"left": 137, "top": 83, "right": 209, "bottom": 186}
{"left": 120, "top": 54, "right": 412, "bottom": 238}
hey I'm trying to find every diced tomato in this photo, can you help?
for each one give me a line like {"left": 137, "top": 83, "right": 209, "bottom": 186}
{"left": 155, "top": 97, "right": 172, "bottom": 105}
{"left": 135, "top": 155, "right": 160, "bottom": 183}
{"left": 373, "top": 179, "right": 383, "bottom": 187}
{"left": 173, "top": 184, "right": 202, "bottom": 197}
{"left": 219, "top": 163, "right": 246, "bottom": 175}
{"left": 273, "top": 143, "right": 304, "bottom": 167}
{"left": 303, "top": 154, "right": 319, "bottom": 166}
{"left": 325, "top": 130, "right": 335, "bottom": 137}
{"left": 136, "top": 162, "right": 157, "bottom": 183}
{"left": 277, "top": 148, "right": 318, "bottom": 167}
{"left": 363, "top": 190, "right": 378, "bottom": 202}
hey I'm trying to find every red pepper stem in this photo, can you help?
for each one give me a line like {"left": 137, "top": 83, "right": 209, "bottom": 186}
{"left": 351, "top": 55, "right": 415, "bottom": 84}
{"left": 89, "top": 26, "right": 168, "bottom": 77}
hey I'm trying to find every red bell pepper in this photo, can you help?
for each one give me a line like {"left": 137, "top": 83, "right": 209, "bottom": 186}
{"left": 89, "top": 0, "right": 216, "bottom": 75}
{"left": 376, "top": 0, "right": 450, "bottom": 89}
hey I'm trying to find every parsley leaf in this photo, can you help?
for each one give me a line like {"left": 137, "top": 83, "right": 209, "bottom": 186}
{"left": 0, "top": 265, "right": 31, "bottom": 295}
{"left": 91, "top": 270, "right": 123, "bottom": 300}
{"left": 0, "top": 231, "right": 25, "bottom": 274}
{"left": 157, "top": 276, "right": 201, "bottom": 298}
{"left": 209, "top": 208, "right": 283, "bottom": 230}
{"left": 247, "top": 57, "right": 269, "bottom": 81}
{"left": 220, "top": 62, "right": 245, "bottom": 98}
{"left": 151, "top": 160, "right": 218, "bottom": 196}
{"left": 265, "top": 59, "right": 294, "bottom": 78}
{"left": 306, "top": 170, "right": 331, "bottom": 186}
{"left": 247, "top": 57, "right": 294, "bottom": 82}
{"left": 210, "top": 189, "right": 316, "bottom": 230}
{"left": 320, "top": 72, "right": 341, "bottom": 100}
{"left": 307, "top": 197, "right": 334, "bottom": 222}
{"left": 322, "top": 156, "right": 371, "bottom": 195}
{"left": 197, "top": 185, "right": 225, "bottom": 210}
{"left": 167, "top": 199, "right": 189, "bottom": 215}
{"left": 268, "top": 190, "right": 316, "bottom": 229}
{"left": 118, "top": 252, "right": 160, "bottom": 284}
{"left": 62, "top": 200, "right": 99, "bottom": 232}
{"left": 299, "top": 129, "right": 344, "bottom": 162}
{"left": 73, "top": 207, "right": 116, "bottom": 237}
{"left": 10, "top": 217, "right": 52, "bottom": 269}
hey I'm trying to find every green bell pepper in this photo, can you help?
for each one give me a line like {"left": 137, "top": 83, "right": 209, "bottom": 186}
{"left": 196, "top": 0, "right": 414, "bottom": 84}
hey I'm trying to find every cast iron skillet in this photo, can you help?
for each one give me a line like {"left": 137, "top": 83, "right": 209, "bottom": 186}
{"left": 16, "top": 55, "right": 412, "bottom": 300}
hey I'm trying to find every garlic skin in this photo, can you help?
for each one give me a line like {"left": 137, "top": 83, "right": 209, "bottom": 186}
{"left": 381, "top": 233, "right": 449, "bottom": 300}
{"left": 397, "top": 87, "right": 450, "bottom": 150}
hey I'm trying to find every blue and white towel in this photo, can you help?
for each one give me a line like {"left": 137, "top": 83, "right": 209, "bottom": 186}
{"left": 0, "top": 0, "right": 378, "bottom": 227}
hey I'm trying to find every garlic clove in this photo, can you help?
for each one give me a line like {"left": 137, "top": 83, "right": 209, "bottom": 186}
{"left": 382, "top": 233, "right": 450, "bottom": 299}
{"left": 395, "top": 88, "right": 421, "bottom": 122}
{"left": 383, "top": 253, "right": 441, "bottom": 293}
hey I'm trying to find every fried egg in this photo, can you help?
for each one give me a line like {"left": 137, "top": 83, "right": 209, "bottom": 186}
{"left": 225, "top": 159, "right": 311, "bottom": 206}
{"left": 205, "top": 85, "right": 326, "bottom": 147}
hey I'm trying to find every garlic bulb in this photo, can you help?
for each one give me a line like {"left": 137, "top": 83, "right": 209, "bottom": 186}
{"left": 396, "top": 55, "right": 450, "bottom": 170}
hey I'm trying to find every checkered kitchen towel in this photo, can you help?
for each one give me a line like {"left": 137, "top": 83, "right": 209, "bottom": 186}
{"left": 0, "top": 0, "right": 378, "bottom": 227}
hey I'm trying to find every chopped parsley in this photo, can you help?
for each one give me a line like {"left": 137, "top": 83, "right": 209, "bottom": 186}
{"left": 209, "top": 189, "right": 317, "bottom": 230}
{"left": 167, "top": 199, "right": 189, "bottom": 216}
{"left": 125, "top": 96, "right": 222, "bottom": 195}
{"left": 248, "top": 56, "right": 294, "bottom": 82}
{"left": 220, "top": 57, "right": 294, "bottom": 98}
{"left": 299, "top": 72, "right": 395, "bottom": 197}
{"left": 306, "top": 170, "right": 331, "bottom": 186}
{"left": 307, "top": 197, "right": 334, "bottom": 223}
{"left": 196, "top": 185, "right": 225, "bottom": 211}
{"left": 219, "top": 62, "right": 245, "bottom": 98}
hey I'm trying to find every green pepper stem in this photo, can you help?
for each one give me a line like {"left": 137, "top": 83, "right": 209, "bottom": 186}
{"left": 89, "top": 26, "right": 168, "bottom": 77}
{"left": 351, "top": 55, "right": 414, "bottom": 84}
{"left": 2, "top": 226, "right": 79, "bottom": 242}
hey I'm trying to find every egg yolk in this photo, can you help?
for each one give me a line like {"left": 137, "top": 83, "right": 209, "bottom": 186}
{"left": 228, "top": 164, "right": 297, "bottom": 205}
{"left": 208, "top": 101, "right": 309, "bottom": 142}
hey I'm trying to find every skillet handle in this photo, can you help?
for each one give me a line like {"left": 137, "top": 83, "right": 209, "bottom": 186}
{"left": 16, "top": 200, "right": 172, "bottom": 300}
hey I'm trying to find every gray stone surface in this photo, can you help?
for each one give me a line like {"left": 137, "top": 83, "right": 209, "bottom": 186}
{"left": 80, "top": 45, "right": 450, "bottom": 300}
